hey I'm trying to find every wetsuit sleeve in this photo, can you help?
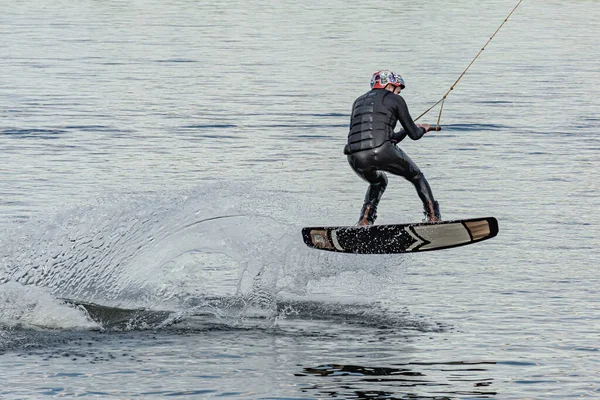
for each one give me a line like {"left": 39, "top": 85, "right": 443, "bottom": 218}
{"left": 393, "top": 95, "right": 426, "bottom": 140}
{"left": 390, "top": 129, "right": 407, "bottom": 143}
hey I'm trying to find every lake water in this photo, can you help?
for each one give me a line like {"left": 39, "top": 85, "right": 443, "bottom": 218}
{"left": 1, "top": 0, "right": 599, "bottom": 398}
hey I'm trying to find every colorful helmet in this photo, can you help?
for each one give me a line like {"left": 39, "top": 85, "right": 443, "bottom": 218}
{"left": 370, "top": 70, "right": 405, "bottom": 90}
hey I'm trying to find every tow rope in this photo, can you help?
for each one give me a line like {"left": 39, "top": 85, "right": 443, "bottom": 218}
{"left": 415, "top": 0, "right": 524, "bottom": 129}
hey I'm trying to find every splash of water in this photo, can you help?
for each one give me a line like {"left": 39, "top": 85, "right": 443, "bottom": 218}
{"left": 0, "top": 183, "right": 408, "bottom": 330}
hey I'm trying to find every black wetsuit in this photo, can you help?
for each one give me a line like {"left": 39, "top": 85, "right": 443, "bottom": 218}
{"left": 344, "top": 88, "right": 435, "bottom": 210}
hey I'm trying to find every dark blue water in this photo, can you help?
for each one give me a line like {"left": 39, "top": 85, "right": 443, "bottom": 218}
{"left": 1, "top": 0, "right": 599, "bottom": 398}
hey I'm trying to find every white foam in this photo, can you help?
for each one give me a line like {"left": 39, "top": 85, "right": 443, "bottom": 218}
{"left": 0, "top": 282, "right": 99, "bottom": 330}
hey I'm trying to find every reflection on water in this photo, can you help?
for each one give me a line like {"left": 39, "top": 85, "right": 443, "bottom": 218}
{"left": 299, "top": 363, "right": 496, "bottom": 399}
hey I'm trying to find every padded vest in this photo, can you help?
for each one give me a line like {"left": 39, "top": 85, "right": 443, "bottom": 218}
{"left": 345, "top": 89, "right": 398, "bottom": 155}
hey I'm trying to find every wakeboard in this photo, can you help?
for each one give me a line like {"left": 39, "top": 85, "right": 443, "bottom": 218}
{"left": 302, "top": 217, "right": 498, "bottom": 254}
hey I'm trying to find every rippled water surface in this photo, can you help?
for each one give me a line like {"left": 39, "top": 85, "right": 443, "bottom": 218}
{"left": 1, "top": 0, "right": 599, "bottom": 399}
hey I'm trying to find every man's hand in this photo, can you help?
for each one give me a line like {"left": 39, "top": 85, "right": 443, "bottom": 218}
{"left": 418, "top": 123, "right": 431, "bottom": 133}
{"left": 417, "top": 123, "right": 442, "bottom": 133}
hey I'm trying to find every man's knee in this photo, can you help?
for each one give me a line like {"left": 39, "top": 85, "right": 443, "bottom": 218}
{"left": 365, "top": 172, "right": 388, "bottom": 206}
{"left": 374, "top": 172, "right": 388, "bottom": 189}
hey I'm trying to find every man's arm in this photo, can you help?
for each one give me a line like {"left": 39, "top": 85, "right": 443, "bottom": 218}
{"left": 394, "top": 95, "right": 427, "bottom": 140}
{"left": 391, "top": 129, "right": 407, "bottom": 144}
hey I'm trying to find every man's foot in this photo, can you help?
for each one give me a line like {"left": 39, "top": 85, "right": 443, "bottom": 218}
{"left": 423, "top": 201, "right": 442, "bottom": 222}
{"left": 357, "top": 202, "right": 377, "bottom": 226}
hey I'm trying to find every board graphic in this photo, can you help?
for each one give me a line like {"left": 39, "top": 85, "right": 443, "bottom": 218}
{"left": 302, "top": 217, "right": 498, "bottom": 254}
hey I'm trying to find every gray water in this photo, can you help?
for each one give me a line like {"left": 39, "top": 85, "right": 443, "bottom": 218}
{"left": 1, "top": 0, "right": 599, "bottom": 398}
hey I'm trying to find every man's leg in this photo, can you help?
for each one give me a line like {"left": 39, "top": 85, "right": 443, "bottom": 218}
{"left": 348, "top": 154, "right": 388, "bottom": 226}
{"left": 383, "top": 146, "right": 442, "bottom": 222}
{"left": 358, "top": 170, "right": 388, "bottom": 226}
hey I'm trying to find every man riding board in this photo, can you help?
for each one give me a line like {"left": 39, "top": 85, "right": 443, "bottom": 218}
{"left": 344, "top": 70, "right": 441, "bottom": 226}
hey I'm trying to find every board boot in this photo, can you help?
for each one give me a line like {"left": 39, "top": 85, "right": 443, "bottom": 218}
{"left": 357, "top": 202, "right": 377, "bottom": 226}
{"left": 424, "top": 201, "right": 442, "bottom": 222}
